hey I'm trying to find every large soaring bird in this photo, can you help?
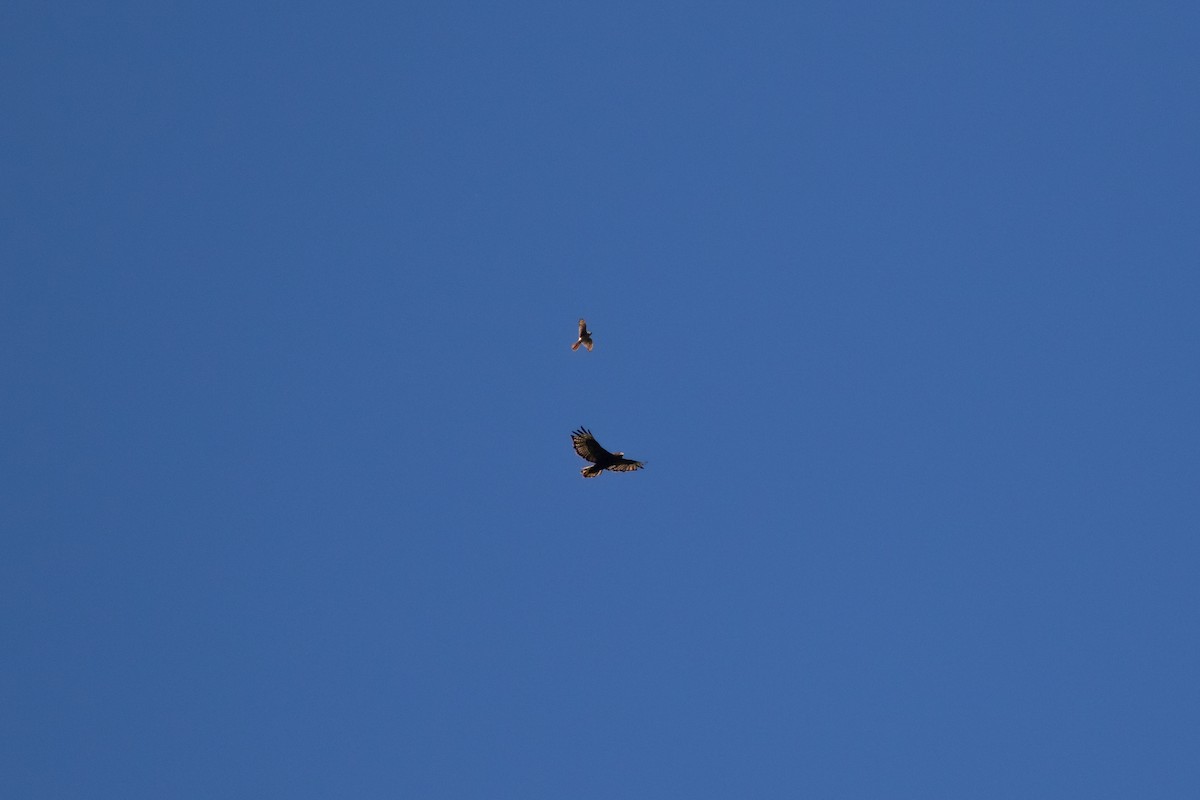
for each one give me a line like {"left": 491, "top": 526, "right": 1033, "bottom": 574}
{"left": 571, "top": 319, "right": 594, "bottom": 351}
{"left": 571, "top": 428, "right": 645, "bottom": 478}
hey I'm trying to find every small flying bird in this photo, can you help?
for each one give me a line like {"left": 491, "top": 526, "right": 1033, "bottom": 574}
{"left": 571, "top": 319, "right": 593, "bottom": 351}
{"left": 571, "top": 427, "right": 645, "bottom": 478}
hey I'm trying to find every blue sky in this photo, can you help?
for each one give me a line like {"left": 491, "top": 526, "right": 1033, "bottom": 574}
{"left": 3, "top": 2, "right": 1198, "bottom": 797}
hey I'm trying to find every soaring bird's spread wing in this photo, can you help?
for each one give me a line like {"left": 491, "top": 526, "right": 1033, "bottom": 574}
{"left": 571, "top": 427, "right": 612, "bottom": 464}
{"left": 577, "top": 319, "right": 589, "bottom": 338}
{"left": 606, "top": 457, "right": 645, "bottom": 472}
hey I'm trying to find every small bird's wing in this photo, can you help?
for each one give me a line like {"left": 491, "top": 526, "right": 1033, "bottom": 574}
{"left": 571, "top": 427, "right": 613, "bottom": 464}
{"left": 578, "top": 319, "right": 589, "bottom": 337}
{"left": 582, "top": 336, "right": 593, "bottom": 351}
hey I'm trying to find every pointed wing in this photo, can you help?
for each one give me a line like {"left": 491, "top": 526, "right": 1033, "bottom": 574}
{"left": 571, "top": 427, "right": 614, "bottom": 465}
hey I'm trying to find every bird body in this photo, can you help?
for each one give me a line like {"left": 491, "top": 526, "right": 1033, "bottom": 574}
{"left": 571, "top": 427, "right": 644, "bottom": 477}
{"left": 571, "top": 319, "right": 593, "bottom": 351}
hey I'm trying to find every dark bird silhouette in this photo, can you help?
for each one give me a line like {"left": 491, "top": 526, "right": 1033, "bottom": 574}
{"left": 571, "top": 319, "right": 594, "bottom": 351}
{"left": 571, "top": 427, "right": 645, "bottom": 478}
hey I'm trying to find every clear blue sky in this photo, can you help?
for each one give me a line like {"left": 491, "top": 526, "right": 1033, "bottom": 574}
{"left": 3, "top": 2, "right": 1198, "bottom": 797}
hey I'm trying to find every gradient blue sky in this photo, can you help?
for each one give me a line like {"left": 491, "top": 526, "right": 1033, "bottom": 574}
{"left": 3, "top": 2, "right": 1199, "bottom": 797}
